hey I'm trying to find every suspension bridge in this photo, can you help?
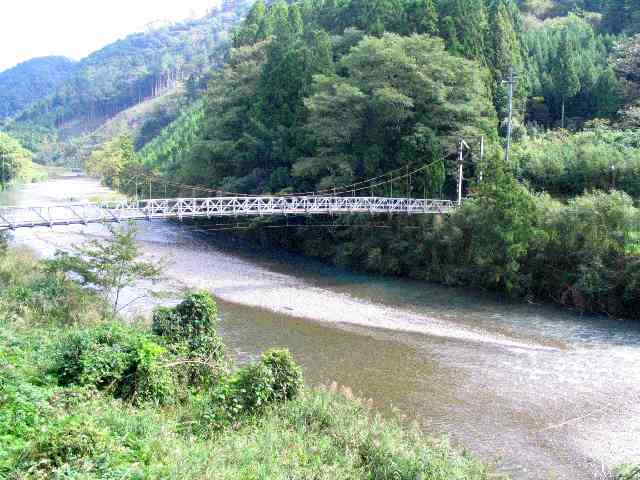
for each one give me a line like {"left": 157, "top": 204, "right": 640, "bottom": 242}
{"left": 0, "top": 150, "right": 476, "bottom": 232}
{"left": 0, "top": 196, "right": 458, "bottom": 231}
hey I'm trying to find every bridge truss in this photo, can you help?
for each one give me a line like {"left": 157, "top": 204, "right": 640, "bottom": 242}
{"left": 0, "top": 196, "right": 457, "bottom": 231}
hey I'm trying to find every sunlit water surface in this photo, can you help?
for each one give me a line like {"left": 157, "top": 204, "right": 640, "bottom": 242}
{"left": 2, "top": 177, "right": 639, "bottom": 479}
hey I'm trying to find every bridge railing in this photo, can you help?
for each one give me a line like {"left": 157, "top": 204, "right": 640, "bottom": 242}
{"left": 0, "top": 196, "right": 458, "bottom": 230}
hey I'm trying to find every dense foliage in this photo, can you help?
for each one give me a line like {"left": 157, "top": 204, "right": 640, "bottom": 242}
{"left": 0, "top": 56, "right": 76, "bottom": 120}
{"left": 514, "top": 124, "right": 640, "bottom": 196}
{"left": 0, "top": 132, "right": 43, "bottom": 188}
{"left": 0, "top": 247, "right": 491, "bottom": 478}
{"left": 2, "top": 0, "right": 255, "bottom": 155}
{"left": 86, "top": 0, "right": 640, "bottom": 319}
{"left": 140, "top": 0, "right": 502, "bottom": 196}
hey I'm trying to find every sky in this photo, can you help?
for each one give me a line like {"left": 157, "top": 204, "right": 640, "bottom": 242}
{"left": 0, "top": 0, "right": 221, "bottom": 72}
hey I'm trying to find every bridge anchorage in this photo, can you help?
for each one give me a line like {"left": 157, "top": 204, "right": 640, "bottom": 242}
{"left": 0, "top": 196, "right": 458, "bottom": 231}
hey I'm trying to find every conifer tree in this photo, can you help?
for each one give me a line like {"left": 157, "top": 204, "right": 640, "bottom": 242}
{"left": 490, "top": 0, "right": 526, "bottom": 126}
{"left": 603, "top": 0, "right": 628, "bottom": 34}
{"left": 439, "top": 0, "right": 489, "bottom": 63}
{"left": 405, "top": 0, "right": 439, "bottom": 35}
{"left": 552, "top": 29, "right": 580, "bottom": 128}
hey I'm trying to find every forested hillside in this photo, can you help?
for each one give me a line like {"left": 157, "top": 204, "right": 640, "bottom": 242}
{"left": 133, "top": 0, "right": 640, "bottom": 194}
{"left": 2, "top": 0, "right": 255, "bottom": 155}
{"left": 86, "top": 0, "right": 638, "bottom": 319}
{"left": 0, "top": 57, "right": 76, "bottom": 120}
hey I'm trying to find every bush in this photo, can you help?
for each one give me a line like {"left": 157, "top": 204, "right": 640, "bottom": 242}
{"left": 192, "top": 349, "right": 304, "bottom": 433}
{"left": 235, "top": 362, "right": 278, "bottom": 411}
{"left": 152, "top": 292, "right": 225, "bottom": 387}
{"left": 260, "top": 349, "right": 303, "bottom": 402}
{"left": 153, "top": 291, "right": 219, "bottom": 343}
{"left": 234, "top": 349, "right": 303, "bottom": 411}
{"left": 52, "top": 323, "right": 176, "bottom": 405}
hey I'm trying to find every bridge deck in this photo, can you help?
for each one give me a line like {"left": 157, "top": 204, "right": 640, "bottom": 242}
{"left": 0, "top": 196, "right": 457, "bottom": 231}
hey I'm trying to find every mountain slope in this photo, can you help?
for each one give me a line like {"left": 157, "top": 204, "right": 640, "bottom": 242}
{"left": 3, "top": 0, "right": 255, "bottom": 151}
{"left": 0, "top": 56, "right": 77, "bottom": 120}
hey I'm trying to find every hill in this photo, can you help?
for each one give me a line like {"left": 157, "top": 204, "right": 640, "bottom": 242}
{"left": 0, "top": 56, "right": 77, "bottom": 120}
{"left": 3, "top": 0, "right": 256, "bottom": 153}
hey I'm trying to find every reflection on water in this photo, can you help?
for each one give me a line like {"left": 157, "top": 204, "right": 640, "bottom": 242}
{"left": 3, "top": 178, "right": 639, "bottom": 479}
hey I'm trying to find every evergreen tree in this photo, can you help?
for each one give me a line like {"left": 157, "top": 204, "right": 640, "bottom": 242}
{"left": 440, "top": 16, "right": 463, "bottom": 54}
{"left": 552, "top": 29, "right": 581, "bottom": 127}
{"left": 490, "top": 0, "right": 526, "bottom": 127}
{"left": 234, "top": 0, "right": 267, "bottom": 46}
{"left": 603, "top": 0, "right": 629, "bottom": 34}
{"left": 405, "top": 0, "right": 439, "bottom": 35}
{"left": 439, "top": 0, "right": 489, "bottom": 63}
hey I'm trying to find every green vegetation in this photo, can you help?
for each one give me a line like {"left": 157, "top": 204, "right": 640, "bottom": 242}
{"left": 514, "top": 124, "right": 640, "bottom": 196}
{"left": 0, "top": 243, "right": 491, "bottom": 479}
{"left": 48, "top": 224, "right": 163, "bottom": 314}
{"left": 0, "top": 132, "right": 46, "bottom": 189}
{"left": 241, "top": 172, "right": 640, "bottom": 317}
{"left": 84, "top": 0, "right": 637, "bottom": 319}
{"left": 616, "top": 465, "right": 640, "bottom": 480}
{"left": 1, "top": 0, "right": 255, "bottom": 160}
{"left": 0, "top": 56, "right": 76, "bottom": 120}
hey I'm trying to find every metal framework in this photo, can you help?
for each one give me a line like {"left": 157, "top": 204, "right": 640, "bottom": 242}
{"left": 0, "top": 196, "right": 457, "bottom": 231}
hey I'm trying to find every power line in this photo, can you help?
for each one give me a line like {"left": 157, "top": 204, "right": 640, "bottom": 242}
{"left": 123, "top": 157, "right": 449, "bottom": 201}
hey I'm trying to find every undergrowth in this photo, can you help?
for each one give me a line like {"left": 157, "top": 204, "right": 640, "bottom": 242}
{"left": 0, "top": 246, "right": 493, "bottom": 479}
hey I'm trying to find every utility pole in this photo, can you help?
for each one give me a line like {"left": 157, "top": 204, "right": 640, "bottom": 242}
{"left": 0, "top": 151, "right": 5, "bottom": 191}
{"left": 479, "top": 136, "right": 485, "bottom": 183}
{"left": 406, "top": 164, "right": 410, "bottom": 197}
{"left": 457, "top": 139, "right": 464, "bottom": 206}
{"left": 502, "top": 66, "right": 517, "bottom": 165}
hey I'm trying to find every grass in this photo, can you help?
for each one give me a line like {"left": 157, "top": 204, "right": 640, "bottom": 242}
{"left": 0, "top": 246, "right": 496, "bottom": 479}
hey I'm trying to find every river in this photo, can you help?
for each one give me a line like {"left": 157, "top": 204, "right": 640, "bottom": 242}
{"left": 2, "top": 177, "right": 639, "bottom": 479}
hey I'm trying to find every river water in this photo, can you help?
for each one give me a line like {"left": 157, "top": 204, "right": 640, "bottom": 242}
{"left": 2, "top": 177, "right": 639, "bottom": 479}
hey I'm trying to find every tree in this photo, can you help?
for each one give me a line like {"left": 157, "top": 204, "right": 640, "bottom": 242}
{"left": 0, "top": 132, "right": 33, "bottom": 188}
{"left": 48, "top": 224, "right": 163, "bottom": 315}
{"left": 612, "top": 34, "right": 640, "bottom": 104}
{"left": 405, "top": 0, "right": 439, "bottom": 35}
{"left": 438, "top": 0, "right": 489, "bottom": 63}
{"left": 490, "top": 0, "right": 526, "bottom": 128}
{"left": 451, "top": 168, "right": 543, "bottom": 294}
{"left": 551, "top": 29, "right": 580, "bottom": 128}
{"left": 296, "top": 34, "right": 497, "bottom": 192}
{"left": 85, "top": 135, "right": 136, "bottom": 189}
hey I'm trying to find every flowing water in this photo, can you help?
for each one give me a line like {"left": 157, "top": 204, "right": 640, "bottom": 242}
{"left": 2, "top": 177, "right": 639, "bottom": 479}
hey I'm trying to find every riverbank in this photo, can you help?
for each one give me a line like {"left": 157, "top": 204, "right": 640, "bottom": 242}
{"left": 3, "top": 177, "right": 640, "bottom": 479}
{"left": 0, "top": 246, "right": 493, "bottom": 479}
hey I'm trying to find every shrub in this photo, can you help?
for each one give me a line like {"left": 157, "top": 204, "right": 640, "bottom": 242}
{"left": 260, "top": 349, "right": 303, "bottom": 402}
{"left": 152, "top": 292, "right": 225, "bottom": 387}
{"left": 235, "top": 362, "right": 277, "bottom": 411}
{"left": 153, "top": 292, "right": 219, "bottom": 344}
{"left": 52, "top": 323, "right": 176, "bottom": 405}
{"left": 234, "top": 349, "right": 303, "bottom": 412}
{"left": 191, "top": 349, "right": 304, "bottom": 433}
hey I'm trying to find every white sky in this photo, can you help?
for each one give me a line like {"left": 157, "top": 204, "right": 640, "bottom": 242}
{"left": 0, "top": 0, "right": 221, "bottom": 72}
